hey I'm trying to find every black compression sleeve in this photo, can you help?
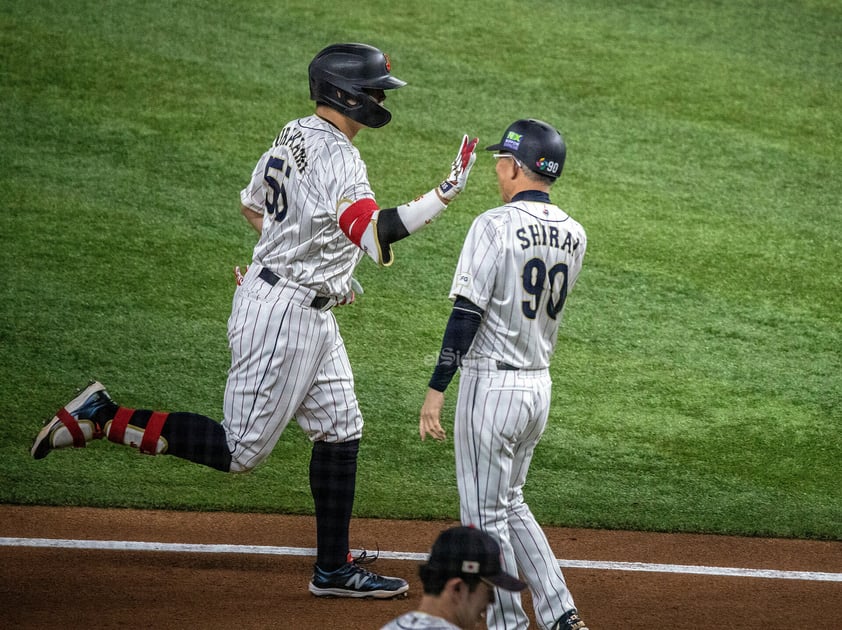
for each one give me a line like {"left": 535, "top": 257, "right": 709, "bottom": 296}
{"left": 373, "top": 207, "right": 410, "bottom": 266}
{"left": 376, "top": 207, "right": 410, "bottom": 243}
{"left": 428, "top": 297, "right": 484, "bottom": 392}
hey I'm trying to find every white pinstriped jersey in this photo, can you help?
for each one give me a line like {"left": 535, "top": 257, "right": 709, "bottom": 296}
{"left": 224, "top": 115, "right": 373, "bottom": 470}
{"left": 240, "top": 115, "right": 370, "bottom": 299}
{"left": 449, "top": 200, "right": 586, "bottom": 369}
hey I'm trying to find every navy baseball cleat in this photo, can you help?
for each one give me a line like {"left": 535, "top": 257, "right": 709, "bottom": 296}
{"left": 31, "top": 381, "right": 113, "bottom": 459}
{"left": 552, "top": 609, "right": 589, "bottom": 630}
{"left": 309, "top": 561, "right": 409, "bottom": 599}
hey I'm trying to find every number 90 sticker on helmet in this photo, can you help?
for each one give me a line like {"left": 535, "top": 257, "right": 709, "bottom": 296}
{"left": 31, "top": 42, "right": 479, "bottom": 602}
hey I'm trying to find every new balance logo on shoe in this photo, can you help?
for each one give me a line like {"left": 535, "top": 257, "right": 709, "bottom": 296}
{"left": 31, "top": 381, "right": 113, "bottom": 459}
{"left": 344, "top": 571, "right": 370, "bottom": 590}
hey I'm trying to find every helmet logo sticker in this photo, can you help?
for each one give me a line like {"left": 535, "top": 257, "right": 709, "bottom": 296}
{"left": 536, "top": 157, "right": 560, "bottom": 175}
{"left": 384, "top": 54, "right": 392, "bottom": 72}
{"left": 502, "top": 131, "right": 522, "bottom": 151}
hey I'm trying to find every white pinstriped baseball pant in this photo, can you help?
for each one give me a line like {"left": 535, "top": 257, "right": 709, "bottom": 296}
{"left": 455, "top": 359, "right": 577, "bottom": 629}
{"left": 222, "top": 264, "right": 363, "bottom": 473}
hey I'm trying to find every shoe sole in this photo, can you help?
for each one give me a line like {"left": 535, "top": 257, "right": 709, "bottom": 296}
{"left": 308, "top": 583, "right": 409, "bottom": 599}
{"left": 31, "top": 381, "right": 106, "bottom": 459}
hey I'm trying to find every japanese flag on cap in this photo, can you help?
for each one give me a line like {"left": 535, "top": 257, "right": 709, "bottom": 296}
{"left": 424, "top": 525, "right": 526, "bottom": 592}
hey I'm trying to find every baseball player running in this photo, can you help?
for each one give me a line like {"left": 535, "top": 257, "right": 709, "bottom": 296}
{"left": 419, "top": 120, "right": 588, "bottom": 629}
{"left": 32, "top": 42, "right": 478, "bottom": 599}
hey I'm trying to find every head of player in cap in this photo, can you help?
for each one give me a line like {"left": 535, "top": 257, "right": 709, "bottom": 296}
{"left": 420, "top": 526, "right": 527, "bottom": 593}
{"left": 309, "top": 42, "right": 407, "bottom": 129}
{"left": 485, "top": 118, "right": 567, "bottom": 181}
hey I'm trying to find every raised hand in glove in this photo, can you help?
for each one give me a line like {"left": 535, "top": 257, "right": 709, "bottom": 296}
{"left": 350, "top": 134, "right": 479, "bottom": 267}
{"left": 436, "top": 134, "right": 479, "bottom": 205}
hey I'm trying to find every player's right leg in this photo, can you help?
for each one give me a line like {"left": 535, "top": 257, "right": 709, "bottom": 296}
{"left": 31, "top": 380, "right": 233, "bottom": 471}
{"left": 300, "top": 335, "right": 408, "bottom": 599}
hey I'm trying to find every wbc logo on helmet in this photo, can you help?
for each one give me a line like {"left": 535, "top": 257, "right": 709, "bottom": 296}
{"left": 535, "top": 157, "right": 559, "bottom": 175}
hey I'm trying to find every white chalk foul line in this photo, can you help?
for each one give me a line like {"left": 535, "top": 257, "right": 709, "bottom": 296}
{"left": 1, "top": 537, "right": 839, "bottom": 583}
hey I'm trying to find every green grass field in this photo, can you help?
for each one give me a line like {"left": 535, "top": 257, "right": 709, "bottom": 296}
{"left": 1, "top": 0, "right": 840, "bottom": 540}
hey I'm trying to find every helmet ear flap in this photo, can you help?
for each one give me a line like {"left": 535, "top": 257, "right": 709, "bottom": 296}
{"left": 325, "top": 85, "right": 357, "bottom": 107}
{"left": 311, "top": 78, "right": 387, "bottom": 125}
{"left": 311, "top": 79, "right": 392, "bottom": 128}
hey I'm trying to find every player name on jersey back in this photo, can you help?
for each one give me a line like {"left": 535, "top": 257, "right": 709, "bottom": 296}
{"left": 273, "top": 125, "right": 309, "bottom": 174}
{"left": 515, "top": 221, "right": 581, "bottom": 254}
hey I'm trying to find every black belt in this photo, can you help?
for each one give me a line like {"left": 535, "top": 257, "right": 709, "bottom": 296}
{"left": 258, "top": 268, "right": 332, "bottom": 309}
{"left": 496, "top": 361, "right": 520, "bottom": 371}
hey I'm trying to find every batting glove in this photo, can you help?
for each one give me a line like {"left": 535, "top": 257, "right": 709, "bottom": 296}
{"left": 338, "top": 277, "right": 364, "bottom": 306}
{"left": 386, "top": 134, "right": 479, "bottom": 242}
{"left": 436, "top": 134, "right": 479, "bottom": 204}
{"left": 234, "top": 265, "right": 249, "bottom": 286}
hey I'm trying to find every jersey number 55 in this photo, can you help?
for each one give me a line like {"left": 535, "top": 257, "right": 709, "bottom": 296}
{"left": 263, "top": 156, "right": 292, "bottom": 222}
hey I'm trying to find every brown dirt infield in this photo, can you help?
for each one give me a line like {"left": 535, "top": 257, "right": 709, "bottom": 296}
{"left": 1, "top": 505, "right": 840, "bottom": 629}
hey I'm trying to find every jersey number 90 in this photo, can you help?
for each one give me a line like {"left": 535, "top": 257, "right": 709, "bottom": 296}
{"left": 522, "top": 258, "right": 568, "bottom": 320}
{"left": 263, "top": 156, "right": 291, "bottom": 222}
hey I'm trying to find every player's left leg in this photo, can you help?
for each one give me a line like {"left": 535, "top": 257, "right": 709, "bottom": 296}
{"left": 506, "top": 371, "right": 582, "bottom": 629}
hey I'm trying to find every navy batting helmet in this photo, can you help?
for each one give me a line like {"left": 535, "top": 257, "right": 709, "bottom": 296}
{"left": 486, "top": 119, "right": 566, "bottom": 180}
{"left": 308, "top": 43, "right": 406, "bottom": 128}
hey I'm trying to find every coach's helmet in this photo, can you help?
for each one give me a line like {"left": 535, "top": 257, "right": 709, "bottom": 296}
{"left": 309, "top": 43, "right": 406, "bottom": 128}
{"left": 486, "top": 119, "right": 566, "bottom": 180}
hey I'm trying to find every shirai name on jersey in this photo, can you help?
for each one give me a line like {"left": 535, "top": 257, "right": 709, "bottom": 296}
{"left": 515, "top": 221, "right": 581, "bottom": 254}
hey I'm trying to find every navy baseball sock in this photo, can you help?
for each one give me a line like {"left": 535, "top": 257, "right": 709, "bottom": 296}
{"left": 309, "top": 439, "right": 360, "bottom": 571}
{"left": 100, "top": 406, "right": 232, "bottom": 472}
{"left": 159, "top": 411, "right": 232, "bottom": 472}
